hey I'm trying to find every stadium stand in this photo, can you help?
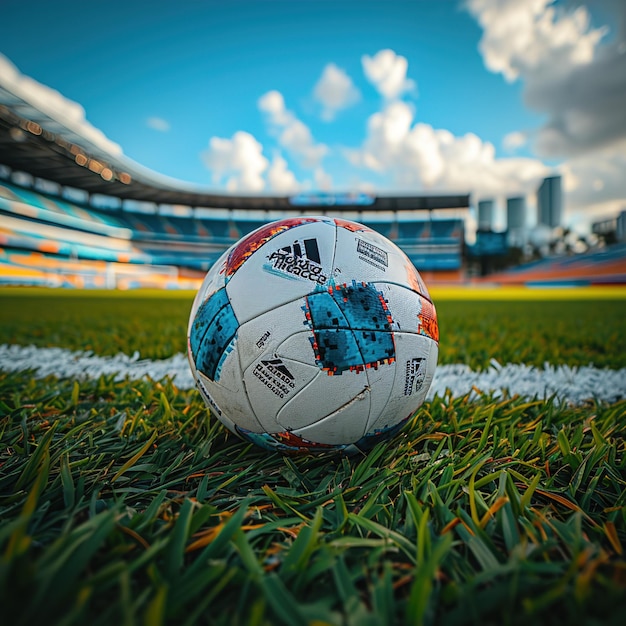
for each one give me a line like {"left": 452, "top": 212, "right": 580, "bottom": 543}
{"left": 480, "top": 243, "right": 626, "bottom": 286}
{"left": 0, "top": 91, "right": 473, "bottom": 288}
{"left": 3, "top": 77, "right": 626, "bottom": 290}
{"left": 0, "top": 177, "right": 469, "bottom": 287}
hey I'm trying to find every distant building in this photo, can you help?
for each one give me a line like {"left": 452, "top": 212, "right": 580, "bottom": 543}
{"left": 595, "top": 210, "right": 626, "bottom": 243}
{"left": 618, "top": 210, "right": 626, "bottom": 242}
{"left": 506, "top": 197, "right": 526, "bottom": 230}
{"left": 471, "top": 231, "right": 508, "bottom": 256}
{"left": 477, "top": 199, "right": 494, "bottom": 231}
{"left": 592, "top": 216, "right": 617, "bottom": 238}
{"left": 537, "top": 175, "right": 562, "bottom": 228}
{"left": 506, "top": 196, "right": 526, "bottom": 247}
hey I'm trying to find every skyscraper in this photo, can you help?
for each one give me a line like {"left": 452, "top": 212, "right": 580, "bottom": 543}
{"left": 507, "top": 196, "right": 526, "bottom": 247}
{"left": 507, "top": 196, "right": 526, "bottom": 230}
{"left": 618, "top": 210, "right": 626, "bottom": 243}
{"left": 477, "top": 199, "right": 494, "bottom": 231}
{"left": 537, "top": 175, "right": 562, "bottom": 228}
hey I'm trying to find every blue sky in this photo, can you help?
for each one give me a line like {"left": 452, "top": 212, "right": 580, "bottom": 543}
{"left": 0, "top": 0, "right": 624, "bottom": 233}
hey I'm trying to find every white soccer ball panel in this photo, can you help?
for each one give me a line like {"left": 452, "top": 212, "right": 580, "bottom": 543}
{"left": 193, "top": 373, "right": 241, "bottom": 436}
{"left": 276, "top": 369, "right": 371, "bottom": 432}
{"left": 273, "top": 330, "right": 317, "bottom": 365}
{"left": 292, "top": 386, "right": 370, "bottom": 445}
{"left": 365, "top": 333, "right": 437, "bottom": 434}
{"left": 242, "top": 355, "right": 320, "bottom": 433}
{"left": 333, "top": 225, "right": 428, "bottom": 298}
{"left": 370, "top": 283, "right": 426, "bottom": 333}
{"left": 226, "top": 220, "right": 337, "bottom": 324}
{"left": 374, "top": 283, "right": 439, "bottom": 344}
{"left": 196, "top": 370, "right": 263, "bottom": 433}
{"left": 360, "top": 356, "right": 396, "bottom": 432}
{"left": 235, "top": 300, "right": 311, "bottom": 372}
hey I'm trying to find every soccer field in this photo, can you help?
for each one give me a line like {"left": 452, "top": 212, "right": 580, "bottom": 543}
{"left": 1, "top": 287, "right": 625, "bottom": 625}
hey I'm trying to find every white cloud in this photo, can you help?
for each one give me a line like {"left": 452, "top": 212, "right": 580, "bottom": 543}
{"left": 466, "top": 0, "right": 626, "bottom": 232}
{"left": 313, "top": 63, "right": 360, "bottom": 121}
{"left": 258, "top": 90, "right": 293, "bottom": 126}
{"left": 559, "top": 138, "right": 626, "bottom": 213}
{"left": 503, "top": 130, "right": 527, "bottom": 152}
{"left": 348, "top": 100, "right": 548, "bottom": 197}
{"left": 466, "top": 0, "right": 626, "bottom": 157}
{"left": 361, "top": 49, "right": 416, "bottom": 100}
{"left": 0, "top": 53, "right": 122, "bottom": 157}
{"left": 146, "top": 117, "right": 170, "bottom": 132}
{"left": 466, "top": 0, "right": 606, "bottom": 82}
{"left": 258, "top": 90, "right": 328, "bottom": 168}
{"left": 279, "top": 119, "right": 328, "bottom": 168}
{"left": 201, "top": 131, "right": 268, "bottom": 192}
{"left": 314, "top": 167, "right": 333, "bottom": 191}
{"left": 267, "top": 154, "right": 299, "bottom": 193}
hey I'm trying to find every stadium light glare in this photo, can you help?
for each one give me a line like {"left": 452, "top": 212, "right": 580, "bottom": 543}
{"left": 26, "top": 121, "right": 42, "bottom": 135}
{"left": 54, "top": 136, "right": 71, "bottom": 150}
{"left": 88, "top": 159, "right": 103, "bottom": 174}
{"left": 9, "top": 127, "right": 26, "bottom": 142}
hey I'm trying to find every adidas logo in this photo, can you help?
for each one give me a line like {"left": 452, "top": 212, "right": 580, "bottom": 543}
{"left": 279, "top": 238, "right": 321, "bottom": 264}
{"left": 253, "top": 357, "right": 296, "bottom": 399}
{"left": 267, "top": 238, "right": 328, "bottom": 285}
{"left": 260, "top": 358, "right": 295, "bottom": 381}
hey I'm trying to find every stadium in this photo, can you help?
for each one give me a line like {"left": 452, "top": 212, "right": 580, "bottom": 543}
{"left": 1, "top": 51, "right": 626, "bottom": 626}
{"left": 0, "top": 90, "right": 471, "bottom": 290}
{"left": 2, "top": 85, "right": 625, "bottom": 290}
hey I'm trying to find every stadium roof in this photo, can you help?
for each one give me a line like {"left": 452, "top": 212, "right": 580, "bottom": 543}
{"left": 0, "top": 91, "right": 469, "bottom": 212}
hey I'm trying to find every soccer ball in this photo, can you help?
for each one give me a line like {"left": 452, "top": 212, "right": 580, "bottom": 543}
{"left": 187, "top": 216, "right": 438, "bottom": 454}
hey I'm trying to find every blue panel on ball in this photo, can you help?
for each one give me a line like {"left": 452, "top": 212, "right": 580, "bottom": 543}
{"left": 190, "top": 287, "right": 239, "bottom": 381}
{"left": 331, "top": 281, "right": 393, "bottom": 331}
{"left": 305, "top": 281, "right": 395, "bottom": 374}
{"left": 311, "top": 328, "right": 362, "bottom": 375}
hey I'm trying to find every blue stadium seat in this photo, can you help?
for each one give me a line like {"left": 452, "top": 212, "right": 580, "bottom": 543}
{"left": 397, "top": 221, "right": 425, "bottom": 240}
{"left": 167, "top": 215, "right": 197, "bottom": 237}
{"left": 200, "top": 219, "right": 230, "bottom": 241}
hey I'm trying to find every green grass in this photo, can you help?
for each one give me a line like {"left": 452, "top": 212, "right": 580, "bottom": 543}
{"left": 1, "top": 288, "right": 625, "bottom": 625}
{"left": 0, "top": 289, "right": 194, "bottom": 361}
{"left": 1, "top": 288, "right": 625, "bottom": 369}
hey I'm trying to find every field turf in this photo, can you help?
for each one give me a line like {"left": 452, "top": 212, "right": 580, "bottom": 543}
{"left": 0, "top": 287, "right": 625, "bottom": 625}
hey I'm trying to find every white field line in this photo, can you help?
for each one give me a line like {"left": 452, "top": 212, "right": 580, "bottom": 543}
{"left": 0, "top": 343, "right": 624, "bottom": 405}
